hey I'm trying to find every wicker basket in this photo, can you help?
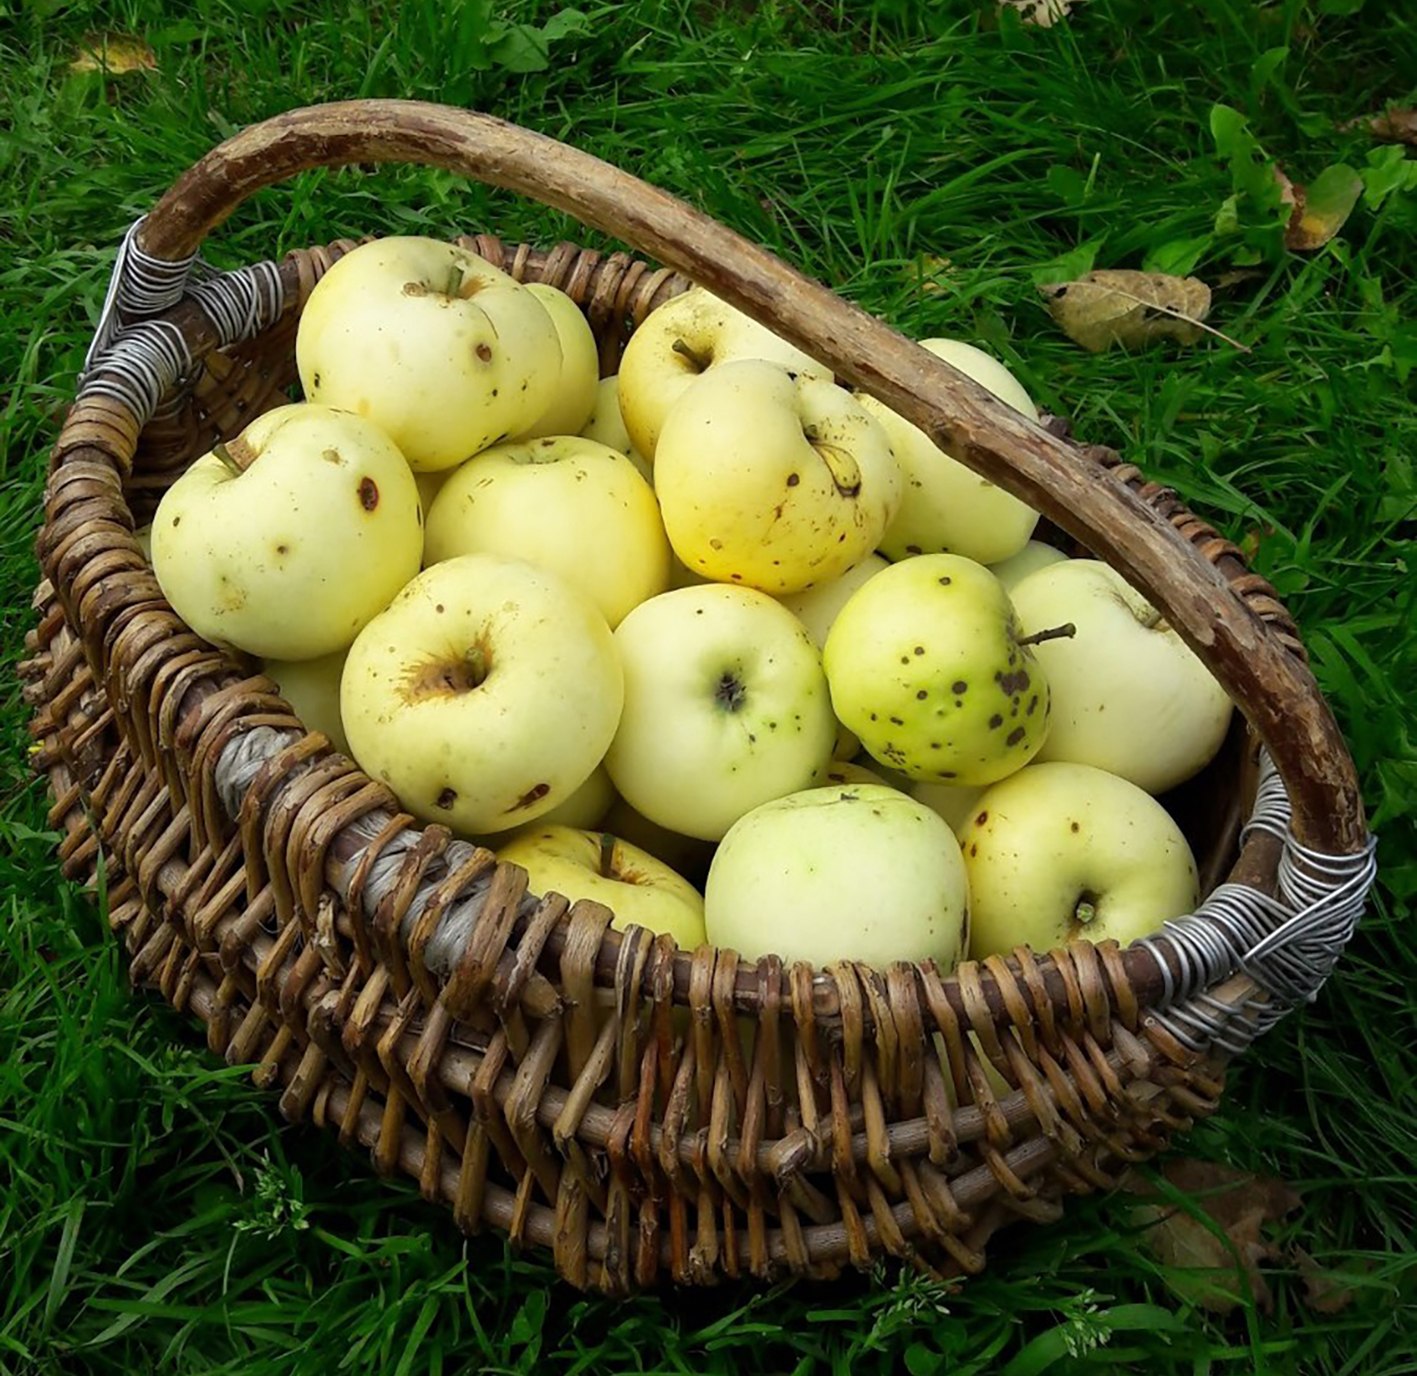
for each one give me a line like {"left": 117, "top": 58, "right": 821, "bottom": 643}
{"left": 23, "top": 101, "right": 1377, "bottom": 1292}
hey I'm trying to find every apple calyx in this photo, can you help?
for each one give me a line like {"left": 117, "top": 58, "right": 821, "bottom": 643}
{"left": 714, "top": 670, "right": 747, "bottom": 712}
{"left": 1069, "top": 892, "right": 1101, "bottom": 939}
{"left": 1016, "top": 622, "right": 1076, "bottom": 648}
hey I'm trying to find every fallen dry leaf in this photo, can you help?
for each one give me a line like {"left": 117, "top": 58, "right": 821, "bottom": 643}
{"left": 1284, "top": 164, "right": 1364, "bottom": 251}
{"left": 1039, "top": 269, "right": 1216, "bottom": 352}
{"left": 70, "top": 33, "right": 157, "bottom": 76}
{"left": 1366, "top": 108, "right": 1417, "bottom": 147}
{"left": 1000, "top": 0, "right": 1082, "bottom": 26}
{"left": 908, "top": 253, "right": 958, "bottom": 295}
{"left": 1293, "top": 1247, "right": 1361, "bottom": 1316}
{"left": 1125, "top": 1159, "right": 1301, "bottom": 1314}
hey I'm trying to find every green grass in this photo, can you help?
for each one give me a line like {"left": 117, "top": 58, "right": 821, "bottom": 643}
{"left": 2, "top": 1, "right": 1415, "bottom": 1371}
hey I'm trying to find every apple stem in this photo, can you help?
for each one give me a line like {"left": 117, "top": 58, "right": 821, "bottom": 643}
{"left": 598, "top": 833, "right": 616, "bottom": 879}
{"left": 445, "top": 265, "right": 463, "bottom": 297}
{"left": 670, "top": 337, "right": 710, "bottom": 372}
{"left": 211, "top": 440, "right": 256, "bottom": 475}
{"left": 1017, "top": 623, "right": 1076, "bottom": 647}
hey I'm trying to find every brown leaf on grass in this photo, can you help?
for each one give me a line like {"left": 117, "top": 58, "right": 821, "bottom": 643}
{"left": 70, "top": 34, "right": 157, "bottom": 76}
{"left": 1039, "top": 269, "right": 1216, "bottom": 352}
{"left": 1125, "top": 1159, "right": 1301, "bottom": 1314}
{"left": 1283, "top": 164, "right": 1364, "bottom": 251}
{"left": 1365, "top": 108, "right": 1417, "bottom": 147}
{"left": 1293, "top": 1248, "right": 1362, "bottom": 1315}
{"left": 908, "top": 253, "right": 958, "bottom": 295}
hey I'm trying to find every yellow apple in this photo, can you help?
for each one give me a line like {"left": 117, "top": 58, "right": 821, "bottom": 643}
{"left": 515, "top": 283, "right": 601, "bottom": 440}
{"left": 654, "top": 361, "right": 901, "bottom": 594}
{"left": 988, "top": 539, "right": 1068, "bottom": 590}
{"left": 958, "top": 762, "right": 1199, "bottom": 959}
{"left": 863, "top": 339, "right": 1041, "bottom": 565}
{"left": 151, "top": 403, "right": 422, "bottom": 660}
{"left": 605, "top": 584, "right": 836, "bottom": 841}
{"left": 423, "top": 436, "right": 670, "bottom": 628}
{"left": 704, "top": 784, "right": 970, "bottom": 969}
{"left": 497, "top": 824, "right": 706, "bottom": 949}
{"left": 340, "top": 553, "right": 623, "bottom": 835}
{"left": 296, "top": 236, "right": 561, "bottom": 471}
{"left": 778, "top": 553, "right": 890, "bottom": 649}
{"left": 263, "top": 649, "right": 350, "bottom": 755}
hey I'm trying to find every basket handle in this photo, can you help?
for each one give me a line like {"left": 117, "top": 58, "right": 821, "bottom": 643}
{"left": 137, "top": 99, "right": 1364, "bottom": 856}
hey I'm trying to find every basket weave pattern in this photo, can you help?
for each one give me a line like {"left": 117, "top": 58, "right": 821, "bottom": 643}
{"left": 22, "top": 103, "right": 1374, "bottom": 1291}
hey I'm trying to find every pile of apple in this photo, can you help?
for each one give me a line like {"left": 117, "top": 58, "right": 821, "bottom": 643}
{"left": 149, "top": 236, "right": 1234, "bottom": 977}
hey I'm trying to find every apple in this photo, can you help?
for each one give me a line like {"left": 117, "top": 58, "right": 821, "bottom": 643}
{"left": 515, "top": 283, "right": 601, "bottom": 440}
{"left": 616, "top": 286, "right": 832, "bottom": 460}
{"left": 813, "top": 759, "right": 891, "bottom": 788}
{"left": 528, "top": 764, "right": 615, "bottom": 831}
{"left": 957, "top": 762, "right": 1199, "bottom": 959}
{"left": 911, "top": 779, "right": 988, "bottom": 832}
{"left": 497, "top": 824, "right": 706, "bottom": 949}
{"left": 605, "top": 584, "right": 836, "bottom": 841}
{"left": 1008, "top": 559, "right": 1234, "bottom": 794}
{"left": 654, "top": 360, "right": 901, "bottom": 594}
{"left": 600, "top": 797, "right": 717, "bottom": 888}
{"left": 423, "top": 435, "right": 670, "bottom": 628}
{"left": 704, "top": 784, "right": 969, "bottom": 969}
{"left": 263, "top": 649, "right": 350, "bottom": 755}
{"left": 580, "top": 375, "right": 652, "bottom": 483}
{"left": 778, "top": 553, "right": 890, "bottom": 650}
{"left": 340, "top": 553, "right": 624, "bottom": 835}
{"left": 296, "top": 236, "right": 561, "bottom": 471}
{"left": 151, "top": 403, "right": 422, "bottom": 660}
{"left": 988, "top": 539, "right": 1068, "bottom": 590}
{"left": 823, "top": 553, "right": 1052, "bottom": 786}
{"left": 415, "top": 466, "right": 454, "bottom": 517}
{"left": 860, "top": 339, "right": 1041, "bottom": 565}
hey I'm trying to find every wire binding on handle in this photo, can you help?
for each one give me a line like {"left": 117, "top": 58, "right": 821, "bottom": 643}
{"left": 79, "top": 219, "right": 288, "bottom": 426}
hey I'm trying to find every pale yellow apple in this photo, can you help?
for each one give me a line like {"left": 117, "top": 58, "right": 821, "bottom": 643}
{"left": 778, "top": 553, "right": 890, "bottom": 650}
{"left": 263, "top": 649, "right": 350, "bottom": 755}
{"left": 340, "top": 553, "right": 624, "bottom": 835}
{"left": 600, "top": 797, "right": 717, "bottom": 888}
{"left": 415, "top": 466, "right": 453, "bottom": 518}
{"left": 958, "top": 762, "right": 1199, "bottom": 959}
{"left": 605, "top": 584, "right": 836, "bottom": 841}
{"left": 813, "top": 759, "right": 890, "bottom": 788}
{"left": 616, "top": 286, "right": 832, "bottom": 459}
{"left": 296, "top": 236, "right": 561, "bottom": 471}
{"left": 912, "top": 779, "right": 988, "bottom": 832}
{"left": 824, "top": 554, "right": 1051, "bottom": 786}
{"left": 705, "top": 784, "right": 969, "bottom": 969}
{"left": 497, "top": 824, "right": 706, "bottom": 949}
{"left": 151, "top": 403, "right": 422, "bottom": 660}
{"left": 988, "top": 539, "right": 1068, "bottom": 590}
{"left": 580, "top": 375, "right": 652, "bottom": 482}
{"left": 423, "top": 436, "right": 670, "bottom": 628}
{"left": 516, "top": 283, "right": 600, "bottom": 440}
{"left": 864, "top": 339, "right": 1041, "bottom": 565}
{"left": 1009, "top": 560, "right": 1234, "bottom": 794}
{"left": 655, "top": 361, "right": 901, "bottom": 595}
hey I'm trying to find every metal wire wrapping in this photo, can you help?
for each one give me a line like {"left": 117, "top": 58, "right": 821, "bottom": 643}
{"left": 79, "top": 227, "right": 1382, "bottom": 1065}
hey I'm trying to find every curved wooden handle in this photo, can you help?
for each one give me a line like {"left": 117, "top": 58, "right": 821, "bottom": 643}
{"left": 139, "top": 99, "right": 1365, "bottom": 854}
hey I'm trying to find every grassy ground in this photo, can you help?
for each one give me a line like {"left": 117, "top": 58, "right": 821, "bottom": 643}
{"left": 1, "top": 1, "right": 1415, "bottom": 1372}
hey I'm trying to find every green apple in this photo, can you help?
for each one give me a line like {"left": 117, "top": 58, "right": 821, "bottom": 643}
{"left": 497, "top": 824, "right": 706, "bottom": 949}
{"left": 862, "top": 339, "right": 1041, "bottom": 565}
{"left": 151, "top": 403, "right": 422, "bottom": 660}
{"left": 655, "top": 361, "right": 901, "bottom": 595}
{"left": 605, "top": 584, "right": 836, "bottom": 841}
{"left": 988, "top": 539, "right": 1068, "bottom": 590}
{"left": 532, "top": 764, "right": 615, "bottom": 830}
{"left": 824, "top": 553, "right": 1052, "bottom": 785}
{"left": 704, "top": 784, "right": 969, "bottom": 969}
{"left": 778, "top": 553, "right": 890, "bottom": 650}
{"left": 423, "top": 435, "right": 670, "bottom": 628}
{"left": 1008, "top": 559, "right": 1234, "bottom": 794}
{"left": 600, "top": 797, "right": 717, "bottom": 889}
{"left": 958, "top": 762, "right": 1199, "bottom": 959}
{"left": 263, "top": 649, "right": 350, "bottom": 755}
{"left": 813, "top": 759, "right": 891, "bottom": 788}
{"left": 515, "top": 283, "right": 601, "bottom": 440}
{"left": 340, "top": 553, "right": 624, "bottom": 835}
{"left": 296, "top": 236, "right": 561, "bottom": 471}
{"left": 616, "top": 286, "right": 832, "bottom": 460}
